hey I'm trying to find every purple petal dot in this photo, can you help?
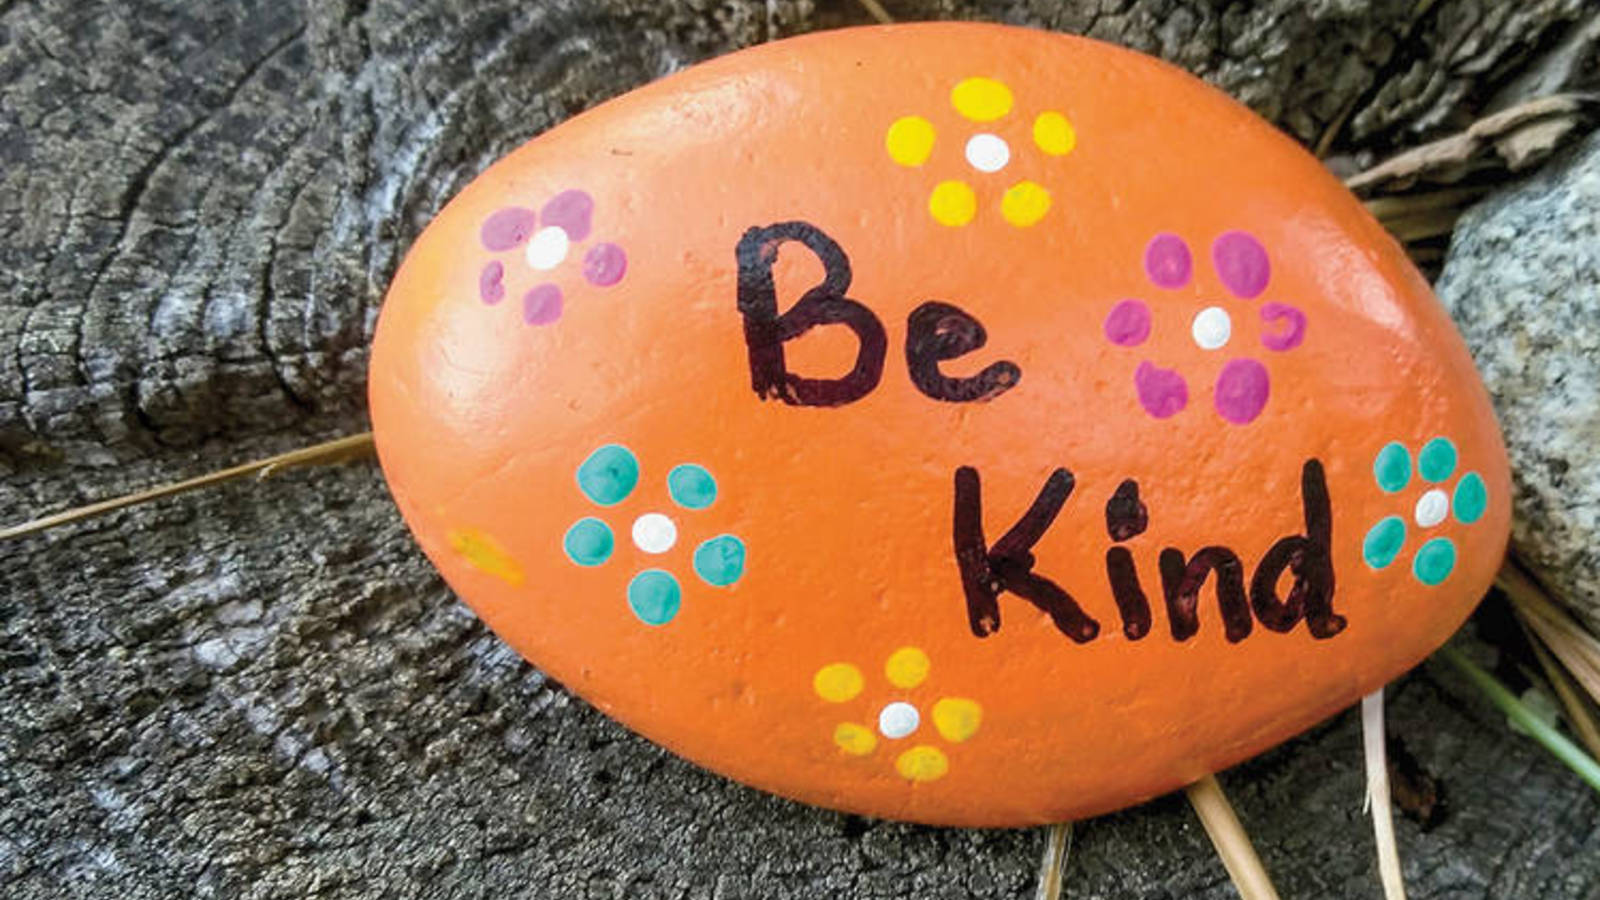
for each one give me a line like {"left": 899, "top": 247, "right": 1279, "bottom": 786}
{"left": 478, "top": 261, "right": 505, "bottom": 305}
{"left": 1214, "top": 358, "right": 1270, "bottom": 424}
{"left": 1260, "top": 302, "right": 1306, "bottom": 351}
{"left": 481, "top": 207, "right": 537, "bottom": 251}
{"left": 1213, "top": 231, "right": 1270, "bottom": 299}
{"left": 1135, "top": 361, "right": 1188, "bottom": 419}
{"left": 541, "top": 190, "right": 594, "bottom": 242}
{"left": 583, "top": 242, "right": 628, "bottom": 287}
{"left": 1144, "top": 233, "right": 1193, "bottom": 289}
{"left": 522, "top": 283, "right": 564, "bottom": 325}
{"left": 1103, "top": 299, "right": 1152, "bottom": 347}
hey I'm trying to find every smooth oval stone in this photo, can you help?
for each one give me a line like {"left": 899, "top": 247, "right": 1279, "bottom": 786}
{"left": 368, "top": 23, "right": 1511, "bottom": 827}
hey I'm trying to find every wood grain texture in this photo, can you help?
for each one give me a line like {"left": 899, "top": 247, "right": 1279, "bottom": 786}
{"left": 3, "top": 1, "right": 1598, "bottom": 896}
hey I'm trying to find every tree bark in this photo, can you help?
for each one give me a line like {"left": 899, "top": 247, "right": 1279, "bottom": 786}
{"left": 3, "top": 1, "right": 1598, "bottom": 896}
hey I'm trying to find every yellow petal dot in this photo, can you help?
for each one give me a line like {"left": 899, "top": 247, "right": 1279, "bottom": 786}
{"left": 833, "top": 722, "right": 878, "bottom": 756}
{"left": 931, "top": 697, "right": 983, "bottom": 743}
{"left": 895, "top": 745, "right": 950, "bottom": 782}
{"left": 885, "top": 115, "right": 937, "bottom": 167}
{"left": 1033, "top": 111, "right": 1077, "bottom": 156}
{"left": 1001, "top": 180, "right": 1052, "bottom": 227}
{"left": 928, "top": 180, "right": 977, "bottom": 227}
{"left": 951, "top": 77, "right": 1013, "bottom": 122}
{"left": 813, "top": 663, "right": 864, "bottom": 702}
{"left": 884, "top": 646, "right": 931, "bottom": 689}
{"left": 446, "top": 528, "right": 525, "bottom": 586}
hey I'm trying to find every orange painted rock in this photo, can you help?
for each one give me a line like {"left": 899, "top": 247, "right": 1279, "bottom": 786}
{"left": 368, "top": 23, "right": 1511, "bottom": 826}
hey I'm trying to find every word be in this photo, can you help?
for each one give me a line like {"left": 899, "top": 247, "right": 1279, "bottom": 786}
{"left": 736, "top": 221, "right": 1020, "bottom": 406}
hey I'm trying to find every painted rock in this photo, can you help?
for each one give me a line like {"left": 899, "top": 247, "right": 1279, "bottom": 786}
{"left": 369, "top": 23, "right": 1511, "bottom": 827}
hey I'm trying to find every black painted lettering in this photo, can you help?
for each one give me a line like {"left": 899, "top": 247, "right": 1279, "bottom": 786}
{"left": 1105, "top": 479, "right": 1148, "bottom": 542}
{"left": 1158, "top": 547, "right": 1253, "bottom": 643}
{"left": 735, "top": 222, "right": 887, "bottom": 407}
{"left": 1250, "top": 459, "right": 1345, "bottom": 638}
{"left": 905, "top": 301, "right": 1021, "bottom": 402}
{"left": 1105, "top": 549, "right": 1151, "bottom": 641}
{"left": 953, "top": 466, "right": 1100, "bottom": 642}
{"left": 1104, "top": 480, "right": 1151, "bottom": 640}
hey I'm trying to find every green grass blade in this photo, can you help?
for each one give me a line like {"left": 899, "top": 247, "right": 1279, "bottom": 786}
{"left": 1437, "top": 645, "right": 1600, "bottom": 794}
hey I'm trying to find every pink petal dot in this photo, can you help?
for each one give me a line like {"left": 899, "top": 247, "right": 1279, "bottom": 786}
{"left": 583, "top": 242, "right": 628, "bottom": 287}
{"left": 522, "top": 283, "right": 563, "bottom": 325}
{"left": 481, "top": 207, "right": 537, "bottom": 251}
{"left": 541, "top": 190, "right": 594, "bottom": 241}
{"left": 478, "top": 261, "right": 505, "bottom": 305}
{"left": 1214, "top": 358, "right": 1270, "bottom": 424}
{"left": 1213, "top": 231, "right": 1270, "bottom": 299}
{"left": 1134, "top": 361, "right": 1188, "bottom": 419}
{"left": 1260, "top": 302, "right": 1306, "bottom": 351}
{"left": 1104, "top": 299, "right": 1152, "bottom": 347}
{"left": 1144, "top": 233, "right": 1192, "bottom": 289}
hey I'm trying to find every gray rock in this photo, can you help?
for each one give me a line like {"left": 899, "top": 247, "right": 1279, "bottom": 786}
{"left": 1437, "top": 128, "right": 1600, "bottom": 634}
{"left": 4, "top": 1, "right": 1600, "bottom": 898}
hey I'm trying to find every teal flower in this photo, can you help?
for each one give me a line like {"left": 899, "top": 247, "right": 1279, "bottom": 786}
{"left": 564, "top": 445, "right": 747, "bottom": 625}
{"left": 1362, "top": 437, "right": 1487, "bottom": 586}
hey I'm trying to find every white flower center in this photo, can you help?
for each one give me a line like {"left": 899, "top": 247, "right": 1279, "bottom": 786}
{"left": 1414, "top": 489, "right": 1449, "bottom": 528}
{"left": 631, "top": 513, "right": 678, "bottom": 554}
{"left": 526, "top": 226, "right": 570, "bottom": 270}
{"left": 878, "top": 701, "right": 920, "bottom": 739}
{"left": 1191, "top": 306, "right": 1232, "bottom": 350}
{"left": 964, "top": 133, "right": 1010, "bottom": 173}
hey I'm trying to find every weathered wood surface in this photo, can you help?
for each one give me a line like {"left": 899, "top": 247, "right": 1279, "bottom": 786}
{"left": 3, "top": 1, "right": 1599, "bottom": 896}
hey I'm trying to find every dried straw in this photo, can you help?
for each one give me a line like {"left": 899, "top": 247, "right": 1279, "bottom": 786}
{"left": 0, "top": 432, "right": 375, "bottom": 542}
{"left": 1184, "top": 775, "right": 1282, "bottom": 900}
{"left": 1362, "top": 689, "right": 1407, "bottom": 900}
{"left": 1033, "top": 822, "right": 1073, "bottom": 900}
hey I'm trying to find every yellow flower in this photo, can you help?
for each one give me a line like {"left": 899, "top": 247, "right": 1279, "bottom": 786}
{"left": 883, "top": 77, "right": 1076, "bottom": 228}
{"left": 811, "top": 647, "right": 982, "bottom": 783}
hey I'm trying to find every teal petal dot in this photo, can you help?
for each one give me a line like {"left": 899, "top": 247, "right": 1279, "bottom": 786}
{"left": 627, "top": 570, "right": 681, "bottom": 625}
{"left": 693, "top": 535, "right": 746, "bottom": 587}
{"left": 1373, "top": 442, "right": 1411, "bottom": 493}
{"left": 1454, "top": 472, "right": 1488, "bottom": 524}
{"left": 577, "top": 444, "right": 639, "bottom": 506}
{"left": 668, "top": 464, "right": 718, "bottom": 510}
{"left": 1417, "top": 437, "right": 1458, "bottom": 483}
{"left": 1362, "top": 516, "right": 1407, "bottom": 570}
{"left": 1412, "top": 537, "right": 1457, "bottom": 586}
{"left": 563, "top": 517, "right": 614, "bottom": 567}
